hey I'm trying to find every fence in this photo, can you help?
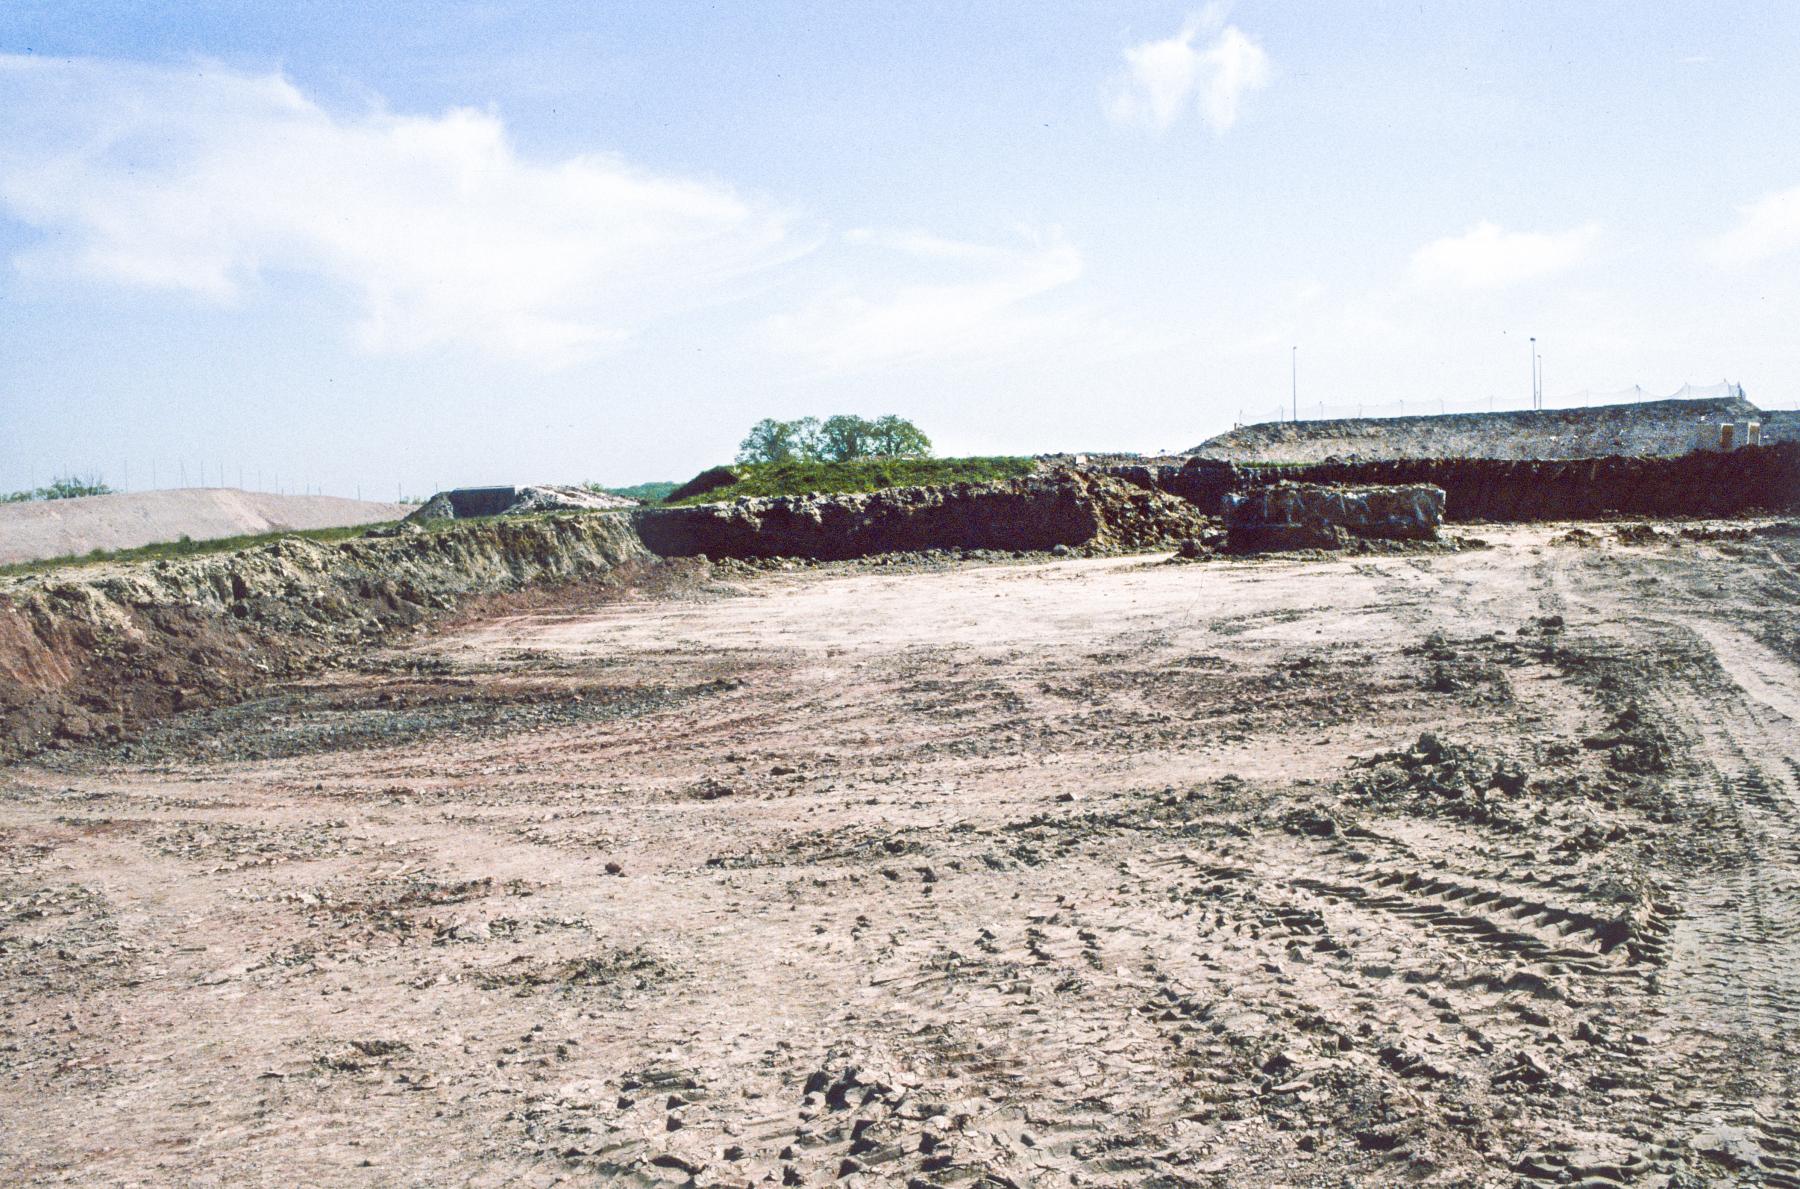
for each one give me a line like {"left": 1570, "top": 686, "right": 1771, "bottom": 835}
{"left": 0, "top": 460, "right": 430, "bottom": 504}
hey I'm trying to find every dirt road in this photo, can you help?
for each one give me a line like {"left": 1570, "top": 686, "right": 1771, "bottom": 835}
{"left": 2, "top": 522, "right": 1796, "bottom": 1186}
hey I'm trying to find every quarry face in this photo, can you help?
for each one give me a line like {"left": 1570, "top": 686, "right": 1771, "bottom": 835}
{"left": 2, "top": 521, "right": 1799, "bottom": 1186}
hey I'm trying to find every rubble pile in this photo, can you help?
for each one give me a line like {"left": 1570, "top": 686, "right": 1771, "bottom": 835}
{"left": 408, "top": 485, "right": 638, "bottom": 521}
{"left": 1340, "top": 731, "right": 1530, "bottom": 829}
{"left": 1222, "top": 482, "right": 1445, "bottom": 551}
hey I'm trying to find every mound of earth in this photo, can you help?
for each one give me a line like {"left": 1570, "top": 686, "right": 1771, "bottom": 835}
{"left": 636, "top": 469, "right": 1211, "bottom": 560}
{"left": 406, "top": 485, "right": 637, "bottom": 521}
{"left": 1763, "top": 408, "right": 1800, "bottom": 444}
{"left": 1191, "top": 395, "right": 1765, "bottom": 462}
{"left": 1223, "top": 482, "right": 1443, "bottom": 551}
{"left": 663, "top": 466, "right": 740, "bottom": 503}
{"left": 0, "top": 488, "right": 407, "bottom": 566}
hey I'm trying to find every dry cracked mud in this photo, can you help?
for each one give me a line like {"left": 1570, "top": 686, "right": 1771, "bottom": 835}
{"left": 2, "top": 520, "right": 1798, "bottom": 1187}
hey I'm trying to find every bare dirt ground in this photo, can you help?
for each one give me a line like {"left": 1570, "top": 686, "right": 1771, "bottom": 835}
{"left": 2, "top": 521, "right": 1797, "bottom": 1187}
{"left": 0, "top": 488, "right": 407, "bottom": 565}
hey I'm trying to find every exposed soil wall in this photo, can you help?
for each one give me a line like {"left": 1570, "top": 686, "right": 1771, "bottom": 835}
{"left": 0, "top": 515, "right": 650, "bottom": 757}
{"left": 6, "top": 448, "right": 1794, "bottom": 762}
{"left": 1, "top": 474, "right": 1211, "bottom": 759}
{"left": 1273, "top": 443, "right": 1800, "bottom": 522}
{"left": 635, "top": 470, "right": 1209, "bottom": 560}
{"left": 1223, "top": 483, "right": 1445, "bottom": 551}
{"left": 1113, "top": 442, "right": 1800, "bottom": 523}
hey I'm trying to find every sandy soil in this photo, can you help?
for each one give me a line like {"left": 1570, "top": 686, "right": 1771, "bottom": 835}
{"left": 0, "top": 488, "right": 408, "bottom": 565}
{"left": 2, "top": 522, "right": 1797, "bottom": 1186}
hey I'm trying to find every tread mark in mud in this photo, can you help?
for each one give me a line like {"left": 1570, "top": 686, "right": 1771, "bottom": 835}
{"left": 1285, "top": 867, "right": 1658, "bottom": 979}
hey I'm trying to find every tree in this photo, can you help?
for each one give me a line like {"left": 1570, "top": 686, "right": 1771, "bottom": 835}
{"left": 817, "top": 414, "right": 872, "bottom": 462}
{"left": 737, "top": 416, "right": 828, "bottom": 464}
{"left": 735, "top": 414, "right": 932, "bottom": 464}
{"left": 736, "top": 418, "right": 788, "bottom": 463}
{"left": 738, "top": 418, "right": 795, "bottom": 464}
{"left": 866, "top": 414, "right": 932, "bottom": 459}
{"left": 790, "top": 416, "right": 824, "bottom": 461}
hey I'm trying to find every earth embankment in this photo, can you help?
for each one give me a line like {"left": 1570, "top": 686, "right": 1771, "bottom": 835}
{"left": 7, "top": 449, "right": 1796, "bottom": 762}
{"left": 1191, "top": 395, "right": 1765, "bottom": 462}
{"left": 0, "top": 514, "right": 651, "bottom": 757}
{"left": 0, "top": 473, "right": 1204, "bottom": 758}
{"left": 635, "top": 470, "right": 1206, "bottom": 560}
{"left": 0, "top": 488, "right": 408, "bottom": 566}
{"left": 1115, "top": 441, "right": 1800, "bottom": 522}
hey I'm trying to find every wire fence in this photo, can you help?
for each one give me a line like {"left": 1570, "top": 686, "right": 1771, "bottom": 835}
{"left": 3, "top": 460, "right": 424, "bottom": 504}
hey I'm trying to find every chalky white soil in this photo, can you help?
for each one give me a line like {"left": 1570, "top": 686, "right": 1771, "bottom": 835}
{"left": 0, "top": 488, "right": 406, "bottom": 565}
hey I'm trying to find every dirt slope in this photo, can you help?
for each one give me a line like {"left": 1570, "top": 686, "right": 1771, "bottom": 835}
{"left": 0, "top": 514, "right": 654, "bottom": 757}
{"left": 2, "top": 523, "right": 1797, "bottom": 1185}
{"left": 0, "top": 488, "right": 408, "bottom": 565}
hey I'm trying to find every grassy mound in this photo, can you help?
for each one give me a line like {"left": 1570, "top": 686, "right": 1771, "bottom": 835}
{"left": 663, "top": 457, "right": 1036, "bottom": 505}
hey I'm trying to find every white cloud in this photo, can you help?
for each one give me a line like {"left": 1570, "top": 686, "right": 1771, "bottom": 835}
{"left": 1107, "top": 12, "right": 1271, "bottom": 133}
{"left": 764, "top": 229, "right": 1125, "bottom": 373}
{"left": 1708, "top": 184, "right": 1800, "bottom": 266}
{"left": 1198, "top": 27, "right": 1272, "bottom": 131}
{"left": 0, "top": 55, "right": 798, "bottom": 366}
{"left": 1407, "top": 221, "right": 1601, "bottom": 289}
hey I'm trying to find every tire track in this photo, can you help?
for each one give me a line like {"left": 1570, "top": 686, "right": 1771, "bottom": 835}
{"left": 1551, "top": 562, "right": 1800, "bottom": 1186}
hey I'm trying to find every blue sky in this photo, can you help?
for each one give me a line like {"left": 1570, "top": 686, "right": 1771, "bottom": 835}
{"left": 3, "top": 2, "right": 1798, "bottom": 495}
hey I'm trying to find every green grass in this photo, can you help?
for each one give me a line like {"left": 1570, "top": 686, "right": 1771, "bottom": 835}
{"left": 0, "top": 522, "right": 402, "bottom": 579}
{"left": 663, "top": 456, "right": 1037, "bottom": 505}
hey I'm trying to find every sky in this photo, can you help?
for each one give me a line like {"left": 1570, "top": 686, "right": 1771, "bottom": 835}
{"left": 2, "top": 1, "right": 1799, "bottom": 497}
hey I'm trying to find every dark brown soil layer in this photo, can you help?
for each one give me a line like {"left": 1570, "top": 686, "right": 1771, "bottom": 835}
{"left": 1115, "top": 441, "right": 1800, "bottom": 523}
{"left": 636, "top": 469, "right": 1208, "bottom": 560}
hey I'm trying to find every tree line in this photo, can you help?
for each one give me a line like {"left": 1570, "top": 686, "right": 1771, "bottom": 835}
{"left": 736, "top": 414, "right": 932, "bottom": 465}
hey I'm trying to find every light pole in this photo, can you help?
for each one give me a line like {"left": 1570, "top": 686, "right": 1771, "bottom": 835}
{"left": 1529, "top": 337, "right": 1538, "bottom": 410}
{"left": 1291, "top": 346, "right": 1298, "bottom": 422}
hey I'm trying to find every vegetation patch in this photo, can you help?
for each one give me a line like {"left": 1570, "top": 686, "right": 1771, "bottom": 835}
{"left": 2, "top": 477, "right": 115, "bottom": 504}
{"left": 588, "top": 480, "right": 678, "bottom": 503}
{"left": 663, "top": 456, "right": 1036, "bottom": 505}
